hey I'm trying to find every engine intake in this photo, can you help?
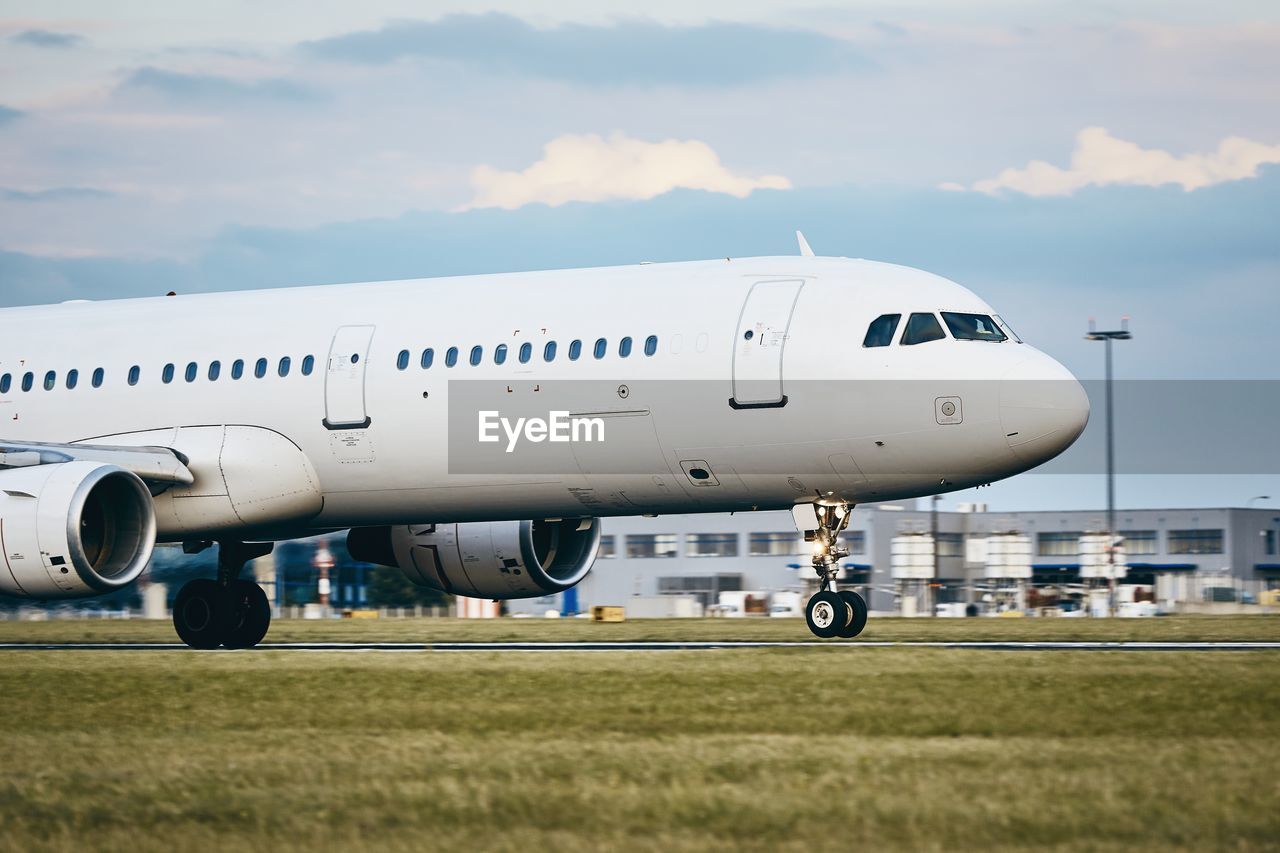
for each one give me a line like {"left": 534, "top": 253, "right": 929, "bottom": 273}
{"left": 348, "top": 518, "right": 600, "bottom": 599}
{"left": 0, "top": 461, "right": 156, "bottom": 599}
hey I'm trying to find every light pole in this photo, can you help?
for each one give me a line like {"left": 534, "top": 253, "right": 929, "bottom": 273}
{"left": 1086, "top": 317, "right": 1131, "bottom": 614}
{"left": 930, "top": 494, "right": 940, "bottom": 617}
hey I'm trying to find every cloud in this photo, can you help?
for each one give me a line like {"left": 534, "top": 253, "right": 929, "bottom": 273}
{"left": 120, "top": 66, "right": 324, "bottom": 105}
{"left": 963, "top": 127, "right": 1280, "bottom": 196}
{"left": 0, "top": 105, "right": 23, "bottom": 127}
{"left": 12, "top": 29, "right": 84, "bottom": 49}
{"left": 1, "top": 187, "right": 114, "bottom": 202}
{"left": 301, "top": 14, "right": 871, "bottom": 86}
{"left": 462, "top": 133, "right": 791, "bottom": 210}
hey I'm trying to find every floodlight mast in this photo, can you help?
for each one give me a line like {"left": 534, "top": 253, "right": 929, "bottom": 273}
{"left": 1085, "top": 317, "right": 1132, "bottom": 614}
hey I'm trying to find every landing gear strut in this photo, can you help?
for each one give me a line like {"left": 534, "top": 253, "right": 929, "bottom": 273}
{"left": 796, "top": 503, "right": 868, "bottom": 639}
{"left": 173, "top": 541, "right": 273, "bottom": 649}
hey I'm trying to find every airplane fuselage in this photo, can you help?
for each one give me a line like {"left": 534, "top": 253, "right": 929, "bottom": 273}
{"left": 0, "top": 256, "right": 1088, "bottom": 542}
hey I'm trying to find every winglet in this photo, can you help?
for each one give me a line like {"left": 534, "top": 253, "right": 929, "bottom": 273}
{"left": 796, "top": 231, "right": 815, "bottom": 257}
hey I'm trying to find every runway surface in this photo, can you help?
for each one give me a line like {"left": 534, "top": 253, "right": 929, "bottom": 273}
{"left": 2, "top": 641, "right": 1279, "bottom": 652}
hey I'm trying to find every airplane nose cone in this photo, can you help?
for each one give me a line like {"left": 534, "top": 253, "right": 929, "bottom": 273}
{"left": 1000, "top": 352, "right": 1090, "bottom": 468}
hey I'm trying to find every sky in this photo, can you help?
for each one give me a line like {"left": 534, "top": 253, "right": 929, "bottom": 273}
{"left": 0, "top": 1, "right": 1277, "bottom": 512}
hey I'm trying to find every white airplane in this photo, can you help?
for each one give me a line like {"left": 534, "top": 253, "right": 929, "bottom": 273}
{"left": 0, "top": 239, "right": 1088, "bottom": 646}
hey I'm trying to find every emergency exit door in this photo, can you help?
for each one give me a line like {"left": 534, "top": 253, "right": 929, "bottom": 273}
{"left": 730, "top": 280, "right": 804, "bottom": 408}
{"left": 323, "top": 325, "right": 375, "bottom": 429}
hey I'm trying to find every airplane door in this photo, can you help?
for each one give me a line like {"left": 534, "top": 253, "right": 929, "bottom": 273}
{"left": 731, "top": 279, "right": 804, "bottom": 408}
{"left": 324, "top": 325, "right": 375, "bottom": 429}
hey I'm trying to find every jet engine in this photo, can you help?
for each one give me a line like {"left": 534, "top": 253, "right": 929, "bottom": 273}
{"left": 0, "top": 461, "right": 156, "bottom": 599}
{"left": 347, "top": 518, "right": 600, "bottom": 599}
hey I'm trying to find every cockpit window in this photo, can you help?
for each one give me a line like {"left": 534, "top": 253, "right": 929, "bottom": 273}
{"left": 941, "top": 312, "right": 1008, "bottom": 342}
{"left": 994, "top": 314, "right": 1022, "bottom": 343}
{"left": 901, "top": 312, "right": 946, "bottom": 345}
{"left": 862, "top": 314, "right": 901, "bottom": 348}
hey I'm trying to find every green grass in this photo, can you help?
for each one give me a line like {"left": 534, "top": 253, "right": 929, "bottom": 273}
{"left": 0, "top": 613, "right": 1277, "bottom": 644}
{"left": 0, "top": 630, "right": 1277, "bottom": 850}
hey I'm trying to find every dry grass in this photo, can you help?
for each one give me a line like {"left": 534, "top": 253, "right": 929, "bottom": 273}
{"left": 0, "top": 639, "right": 1277, "bottom": 851}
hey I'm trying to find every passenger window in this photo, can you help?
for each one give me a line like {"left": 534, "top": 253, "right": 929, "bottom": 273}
{"left": 494, "top": 344, "right": 507, "bottom": 365}
{"left": 43, "top": 371, "right": 56, "bottom": 391}
{"left": 421, "top": 348, "right": 434, "bottom": 369}
{"left": 231, "top": 359, "right": 244, "bottom": 380}
{"left": 92, "top": 368, "right": 104, "bottom": 388}
{"left": 568, "top": 340, "right": 582, "bottom": 361}
{"left": 21, "top": 372, "right": 33, "bottom": 392}
{"left": 941, "top": 311, "right": 1007, "bottom": 342}
{"left": 162, "top": 363, "right": 175, "bottom": 384}
{"left": 619, "top": 337, "right": 632, "bottom": 358}
{"left": 0, "top": 374, "right": 10, "bottom": 394}
{"left": 544, "top": 341, "right": 556, "bottom": 362}
{"left": 254, "top": 358, "right": 267, "bottom": 378}
{"left": 278, "top": 356, "right": 291, "bottom": 377}
{"left": 301, "top": 355, "right": 315, "bottom": 375}
{"left": 397, "top": 350, "right": 410, "bottom": 370}
{"left": 518, "top": 343, "right": 532, "bottom": 364}
{"left": 128, "top": 366, "right": 140, "bottom": 386}
{"left": 901, "top": 313, "right": 946, "bottom": 345}
{"left": 470, "top": 345, "right": 483, "bottom": 366}
{"left": 66, "top": 369, "right": 78, "bottom": 390}
{"left": 863, "top": 314, "right": 902, "bottom": 348}
{"left": 208, "top": 361, "right": 221, "bottom": 381}
{"left": 445, "top": 347, "right": 458, "bottom": 367}
{"left": 185, "top": 362, "right": 198, "bottom": 382}
{"left": 644, "top": 335, "right": 658, "bottom": 356}
{"left": 593, "top": 338, "right": 607, "bottom": 359}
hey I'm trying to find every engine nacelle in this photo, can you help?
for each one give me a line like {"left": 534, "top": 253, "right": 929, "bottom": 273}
{"left": 348, "top": 518, "right": 600, "bottom": 599}
{"left": 0, "top": 461, "right": 156, "bottom": 599}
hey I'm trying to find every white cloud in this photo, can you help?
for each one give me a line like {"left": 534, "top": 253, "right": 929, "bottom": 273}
{"left": 462, "top": 132, "right": 791, "bottom": 210}
{"left": 962, "top": 127, "right": 1280, "bottom": 196}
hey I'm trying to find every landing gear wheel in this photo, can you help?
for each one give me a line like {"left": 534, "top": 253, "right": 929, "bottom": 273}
{"left": 836, "top": 590, "right": 868, "bottom": 639}
{"left": 221, "top": 579, "right": 271, "bottom": 649}
{"left": 173, "top": 579, "right": 225, "bottom": 649}
{"left": 806, "top": 590, "right": 851, "bottom": 639}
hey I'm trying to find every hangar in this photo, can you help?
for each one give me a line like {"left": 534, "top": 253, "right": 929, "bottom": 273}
{"left": 509, "top": 502, "right": 1280, "bottom": 616}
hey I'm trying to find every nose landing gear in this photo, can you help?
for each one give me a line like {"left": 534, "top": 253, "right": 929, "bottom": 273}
{"left": 795, "top": 503, "right": 868, "bottom": 639}
{"left": 173, "top": 541, "right": 273, "bottom": 649}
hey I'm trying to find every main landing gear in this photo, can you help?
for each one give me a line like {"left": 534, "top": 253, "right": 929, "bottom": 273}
{"left": 173, "top": 541, "right": 273, "bottom": 649}
{"left": 795, "top": 503, "right": 868, "bottom": 639}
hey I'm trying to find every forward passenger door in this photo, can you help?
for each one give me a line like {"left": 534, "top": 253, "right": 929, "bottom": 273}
{"left": 730, "top": 279, "right": 804, "bottom": 408}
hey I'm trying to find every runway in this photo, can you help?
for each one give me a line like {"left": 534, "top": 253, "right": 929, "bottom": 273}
{"left": 2, "top": 641, "right": 1278, "bottom": 652}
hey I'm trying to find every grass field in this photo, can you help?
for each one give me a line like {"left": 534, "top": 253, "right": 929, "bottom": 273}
{"left": 2, "top": 613, "right": 1279, "bottom": 644}
{"left": 1, "top": 617, "right": 1277, "bottom": 851}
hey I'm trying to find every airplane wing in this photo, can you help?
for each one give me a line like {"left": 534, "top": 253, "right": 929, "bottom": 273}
{"left": 0, "top": 439, "right": 194, "bottom": 488}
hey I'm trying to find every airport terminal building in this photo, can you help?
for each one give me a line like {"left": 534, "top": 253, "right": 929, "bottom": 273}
{"left": 509, "top": 503, "right": 1280, "bottom": 616}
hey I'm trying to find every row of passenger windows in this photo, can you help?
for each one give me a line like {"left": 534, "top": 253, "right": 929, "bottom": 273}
{"left": 395, "top": 335, "right": 660, "bottom": 371}
{"left": 0, "top": 355, "right": 316, "bottom": 393}
{"left": 863, "top": 311, "right": 1017, "bottom": 348}
{"left": 1, "top": 334, "right": 666, "bottom": 394}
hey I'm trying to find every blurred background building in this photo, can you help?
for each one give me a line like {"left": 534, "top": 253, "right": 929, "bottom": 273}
{"left": 4, "top": 501, "right": 1276, "bottom": 619}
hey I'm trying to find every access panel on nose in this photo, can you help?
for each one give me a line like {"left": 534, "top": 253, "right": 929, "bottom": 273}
{"left": 731, "top": 280, "right": 804, "bottom": 408}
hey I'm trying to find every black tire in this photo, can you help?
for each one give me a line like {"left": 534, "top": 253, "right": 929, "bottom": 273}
{"left": 805, "top": 590, "right": 850, "bottom": 639}
{"left": 173, "top": 579, "right": 225, "bottom": 649}
{"left": 837, "top": 590, "right": 869, "bottom": 638}
{"left": 221, "top": 579, "right": 271, "bottom": 649}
